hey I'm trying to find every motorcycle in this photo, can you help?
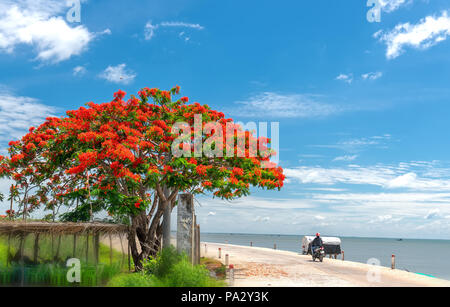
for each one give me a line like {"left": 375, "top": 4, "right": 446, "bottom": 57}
{"left": 312, "top": 246, "right": 325, "bottom": 262}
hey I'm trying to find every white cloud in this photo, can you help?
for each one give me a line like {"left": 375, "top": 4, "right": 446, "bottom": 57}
{"left": 254, "top": 216, "right": 270, "bottom": 223}
{"left": 333, "top": 155, "right": 358, "bottom": 162}
{"left": 198, "top": 195, "right": 315, "bottom": 211}
{"left": 362, "top": 72, "right": 383, "bottom": 80}
{"left": 368, "top": 214, "right": 403, "bottom": 224}
{"left": 159, "top": 22, "right": 204, "bottom": 30}
{"left": 73, "top": 65, "right": 86, "bottom": 76}
{"left": 386, "top": 172, "right": 450, "bottom": 190}
{"left": 370, "top": 214, "right": 391, "bottom": 223}
{"left": 375, "top": 11, "right": 450, "bottom": 59}
{"left": 424, "top": 208, "right": 441, "bottom": 219}
{"left": 310, "top": 192, "right": 450, "bottom": 228}
{"left": 0, "top": 0, "right": 94, "bottom": 63}
{"left": 285, "top": 165, "right": 393, "bottom": 187}
{"left": 179, "top": 31, "right": 192, "bottom": 42}
{"left": 303, "top": 188, "right": 347, "bottom": 192}
{"left": 285, "top": 162, "right": 450, "bottom": 192}
{"left": 231, "top": 92, "right": 341, "bottom": 118}
{"left": 98, "top": 28, "right": 112, "bottom": 36}
{"left": 144, "top": 22, "right": 158, "bottom": 40}
{"left": 378, "top": 0, "right": 412, "bottom": 13}
{"left": 144, "top": 21, "right": 204, "bottom": 40}
{"left": 0, "top": 91, "right": 57, "bottom": 143}
{"left": 314, "top": 192, "right": 450, "bottom": 204}
{"left": 335, "top": 74, "right": 353, "bottom": 84}
{"left": 313, "top": 134, "right": 392, "bottom": 153}
{"left": 378, "top": 215, "right": 392, "bottom": 221}
{"left": 414, "top": 220, "right": 447, "bottom": 232}
{"left": 386, "top": 172, "right": 417, "bottom": 188}
{"left": 99, "top": 64, "right": 136, "bottom": 84}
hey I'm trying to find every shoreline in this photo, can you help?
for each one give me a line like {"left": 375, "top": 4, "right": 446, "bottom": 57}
{"left": 202, "top": 241, "right": 450, "bottom": 287}
{"left": 198, "top": 232, "right": 450, "bottom": 242}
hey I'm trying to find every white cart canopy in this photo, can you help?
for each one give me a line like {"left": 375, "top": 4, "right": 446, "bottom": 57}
{"left": 301, "top": 236, "right": 342, "bottom": 254}
{"left": 302, "top": 236, "right": 341, "bottom": 246}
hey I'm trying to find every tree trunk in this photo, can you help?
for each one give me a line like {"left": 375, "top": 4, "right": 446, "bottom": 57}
{"left": 9, "top": 196, "right": 13, "bottom": 220}
{"left": 162, "top": 187, "right": 171, "bottom": 249}
{"left": 128, "top": 211, "right": 151, "bottom": 271}
{"left": 128, "top": 205, "right": 166, "bottom": 271}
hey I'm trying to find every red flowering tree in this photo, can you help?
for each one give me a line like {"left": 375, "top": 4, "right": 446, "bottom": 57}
{"left": 0, "top": 86, "right": 284, "bottom": 270}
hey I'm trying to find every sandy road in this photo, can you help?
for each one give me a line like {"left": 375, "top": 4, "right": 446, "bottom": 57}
{"left": 202, "top": 242, "right": 450, "bottom": 287}
{"left": 103, "top": 236, "right": 450, "bottom": 287}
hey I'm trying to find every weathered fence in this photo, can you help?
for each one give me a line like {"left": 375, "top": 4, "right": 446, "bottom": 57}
{"left": 0, "top": 221, "right": 128, "bottom": 268}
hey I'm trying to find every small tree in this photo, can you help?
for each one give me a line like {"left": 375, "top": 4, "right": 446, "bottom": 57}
{"left": 0, "top": 86, "right": 285, "bottom": 270}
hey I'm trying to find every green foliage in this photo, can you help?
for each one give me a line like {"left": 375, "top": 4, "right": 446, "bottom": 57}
{"left": 214, "top": 264, "right": 226, "bottom": 277}
{"left": 107, "top": 272, "right": 154, "bottom": 287}
{"left": 142, "top": 245, "right": 183, "bottom": 278}
{"left": 140, "top": 246, "right": 225, "bottom": 287}
{"left": 59, "top": 201, "right": 105, "bottom": 222}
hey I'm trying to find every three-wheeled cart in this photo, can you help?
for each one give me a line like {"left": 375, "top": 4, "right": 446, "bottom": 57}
{"left": 301, "top": 236, "right": 342, "bottom": 258}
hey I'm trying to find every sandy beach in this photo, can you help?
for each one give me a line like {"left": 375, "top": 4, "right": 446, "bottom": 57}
{"left": 202, "top": 242, "right": 450, "bottom": 287}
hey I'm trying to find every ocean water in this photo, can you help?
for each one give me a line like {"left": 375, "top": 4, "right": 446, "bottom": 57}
{"left": 200, "top": 233, "right": 450, "bottom": 280}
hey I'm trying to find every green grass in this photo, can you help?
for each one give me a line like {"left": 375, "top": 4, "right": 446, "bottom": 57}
{"left": 0, "top": 234, "right": 127, "bottom": 286}
{"left": 107, "top": 246, "right": 225, "bottom": 287}
{"left": 201, "top": 257, "right": 227, "bottom": 279}
{"left": 107, "top": 273, "right": 155, "bottom": 287}
{"left": 153, "top": 259, "right": 225, "bottom": 287}
{"left": 0, "top": 240, "right": 9, "bottom": 267}
{"left": 0, "top": 263, "right": 122, "bottom": 286}
{"left": 0, "top": 234, "right": 128, "bottom": 267}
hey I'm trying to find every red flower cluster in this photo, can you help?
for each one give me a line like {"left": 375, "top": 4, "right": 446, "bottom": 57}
{"left": 67, "top": 151, "right": 98, "bottom": 174}
{"left": 11, "top": 154, "right": 25, "bottom": 163}
{"left": 195, "top": 165, "right": 210, "bottom": 176}
{"left": 134, "top": 200, "right": 142, "bottom": 208}
{"left": 232, "top": 167, "right": 244, "bottom": 177}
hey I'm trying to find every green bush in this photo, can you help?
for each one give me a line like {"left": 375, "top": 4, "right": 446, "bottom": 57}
{"left": 158, "top": 259, "right": 225, "bottom": 287}
{"left": 107, "top": 273, "right": 154, "bottom": 287}
{"left": 142, "top": 246, "right": 183, "bottom": 278}
{"left": 142, "top": 246, "right": 225, "bottom": 287}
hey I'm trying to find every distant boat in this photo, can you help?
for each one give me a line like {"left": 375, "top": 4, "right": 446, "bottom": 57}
{"left": 397, "top": 239, "right": 403, "bottom": 241}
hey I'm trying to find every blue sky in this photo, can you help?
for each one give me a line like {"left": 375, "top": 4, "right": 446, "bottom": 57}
{"left": 1, "top": 0, "right": 450, "bottom": 239}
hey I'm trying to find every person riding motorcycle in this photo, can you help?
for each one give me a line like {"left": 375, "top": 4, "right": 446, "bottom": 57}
{"left": 310, "top": 233, "right": 323, "bottom": 254}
